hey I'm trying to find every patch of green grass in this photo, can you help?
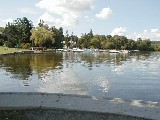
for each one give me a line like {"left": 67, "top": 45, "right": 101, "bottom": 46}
{"left": 0, "top": 46, "right": 28, "bottom": 54}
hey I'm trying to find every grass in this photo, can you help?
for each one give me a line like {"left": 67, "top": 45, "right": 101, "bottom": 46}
{"left": 0, "top": 46, "right": 28, "bottom": 55}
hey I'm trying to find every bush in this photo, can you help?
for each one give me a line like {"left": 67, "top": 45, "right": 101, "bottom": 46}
{"left": 21, "top": 43, "right": 31, "bottom": 49}
{"left": 0, "top": 39, "right": 4, "bottom": 46}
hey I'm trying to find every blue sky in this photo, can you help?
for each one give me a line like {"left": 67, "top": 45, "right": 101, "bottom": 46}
{"left": 0, "top": 0, "right": 160, "bottom": 40}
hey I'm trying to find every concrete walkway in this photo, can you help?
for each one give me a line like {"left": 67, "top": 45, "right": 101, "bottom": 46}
{"left": 0, "top": 92, "right": 159, "bottom": 120}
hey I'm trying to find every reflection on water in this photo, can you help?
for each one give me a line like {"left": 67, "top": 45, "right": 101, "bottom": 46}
{"left": 0, "top": 51, "right": 160, "bottom": 102}
{"left": 0, "top": 54, "right": 32, "bottom": 80}
{"left": 0, "top": 52, "right": 63, "bottom": 80}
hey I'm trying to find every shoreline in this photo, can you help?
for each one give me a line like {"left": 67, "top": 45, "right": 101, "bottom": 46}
{"left": 0, "top": 47, "right": 33, "bottom": 56}
{"left": 0, "top": 50, "right": 33, "bottom": 56}
{"left": 0, "top": 92, "right": 159, "bottom": 120}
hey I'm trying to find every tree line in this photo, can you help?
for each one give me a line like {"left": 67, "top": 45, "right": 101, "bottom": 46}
{"left": 0, "top": 17, "right": 160, "bottom": 51}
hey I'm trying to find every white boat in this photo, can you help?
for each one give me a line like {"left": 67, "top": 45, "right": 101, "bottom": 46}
{"left": 130, "top": 50, "right": 139, "bottom": 52}
{"left": 72, "top": 48, "right": 84, "bottom": 52}
{"left": 63, "top": 49, "right": 70, "bottom": 52}
{"left": 99, "top": 49, "right": 106, "bottom": 52}
{"left": 33, "top": 50, "right": 43, "bottom": 54}
{"left": 57, "top": 49, "right": 63, "bottom": 52}
{"left": 120, "top": 50, "right": 130, "bottom": 53}
{"left": 109, "top": 50, "right": 120, "bottom": 53}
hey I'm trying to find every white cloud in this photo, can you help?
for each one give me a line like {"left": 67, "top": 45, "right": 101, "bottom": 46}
{"left": 39, "top": 12, "right": 79, "bottom": 27}
{"left": 2, "top": 18, "right": 13, "bottom": 23}
{"left": 151, "top": 29, "right": 159, "bottom": 33}
{"left": 36, "top": 0, "right": 93, "bottom": 27}
{"left": 111, "top": 27, "right": 127, "bottom": 36}
{"left": 144, "top": 30, "right": 147, "bottom": 33}
{"left": 19, "top": 8, "right": 37, "bottom": 15}
{"left": 84, "top": 16, "right": 89, "bottom": 19}
{"left": 111, "top": 27, "right": 160, "bottom": 41}
{"left": 39, "top": 12, "right": 55, "bottom": 23}
{"left": 127, "top": 29, "right": 160, "bottom": 41}
{"left": 84, "top": 16, "right": 94, "bottom": 22}
{"left": 157, "top": 34, "right": 160, "bottom": 37}
{"left": 96, "top": 7, "right": 112, "bottom": 20}
{"left": 0, "top": 18, "right": 13, "bottom": 26}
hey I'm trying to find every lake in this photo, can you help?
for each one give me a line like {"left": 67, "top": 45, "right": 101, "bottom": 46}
{"left": 0, "top": 51, "right": 160, "bottom": 102}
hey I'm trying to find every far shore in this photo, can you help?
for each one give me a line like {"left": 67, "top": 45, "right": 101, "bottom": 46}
{"left": 0, "top": 46, "right": 30, "bottom": 55}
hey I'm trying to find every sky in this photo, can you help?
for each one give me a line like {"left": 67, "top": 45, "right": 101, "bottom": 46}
{"left": 0, "top": 0, "right": 160, "bottom": 40}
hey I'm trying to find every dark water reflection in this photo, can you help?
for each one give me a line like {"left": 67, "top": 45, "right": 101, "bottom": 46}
{"left": 0, "top": 51, "right": 160, "bottom": 102}
{"left": 0, "top": 53, "right": 63, "bottom": 80}
{"left": 0, "top": 54, "right": 32, "bottom": 80}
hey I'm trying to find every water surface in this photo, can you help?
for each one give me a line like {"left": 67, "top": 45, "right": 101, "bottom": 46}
{"left": 0, "top": 51, "right": 160, "bottom": 102}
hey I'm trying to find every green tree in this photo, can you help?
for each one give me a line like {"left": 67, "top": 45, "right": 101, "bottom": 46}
{"left": 0, "top": 34, "right": 7, "bottom": 46}
{"left": 78, "top": 30, "right": 94, "bottom": 49}
{"left": 104, "top": 35, "right": 114, "bottom": 49}
{"left": 88, "top": 29, "right": 94, "bottom": 39}
{"left": 112, "top": 35, "right": 128, "bottom": 50}
{"left": 30, "top": 26, "right": 55, "bottom": 47}
{"left": 70, "top": 32, "right": 78, "bottom": 48}
{"left": 14, "top": 17, "right": 33, "bottom": 45}
{"left": 3, "top": 23, "right": 19, "bottom": 47}
{"left": 153, "top": 45, "right": 160, "bottom": 51}
{"left": 90, "top": 37, "right": 100, "bottom": 49}
{"left": 50, "top": 26, "right": 64, "bottom": 49}
{"left": 64, "top": 30, "right": 70, "bottom": 48}
{"left": 78, "top": 33, "right": 90, "bottom": 48}
{"left": 3, "top": 17, "right": 33, "bottom": 48}
{"left": 124, "top": 39, "right": 136, "bottom": 50}
{"left": 90, "top": 35, "right": 106, "bottom": 49}
{"left": 141, "top": 39, "right": 151, "bottom": 51}
{"left": 0, "top": 27, "right": 4, "bottom": 34}
{"left": 63, "top": 30, "right": 78, "bottom": 49}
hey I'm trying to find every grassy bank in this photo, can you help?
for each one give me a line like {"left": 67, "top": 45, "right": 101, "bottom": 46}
{"left": 0, "top": 46, "right": 28, "bottom": 54}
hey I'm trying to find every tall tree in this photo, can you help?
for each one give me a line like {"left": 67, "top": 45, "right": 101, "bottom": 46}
{"left": 112, "top": 35, "right": 128, "bottom": 50}
{"left": 0, "top": 27, "right": 4, "bottom": 34}
{"left": 78, "top": 30, "right": 94, "bottom": 49}
{"left": 78, "top": 33, "right": 90, "bottom": 48}
{"left": 3, "top": 23, "right": 19, "bottom": 47}
{"left": 64, "top": 30, "right": 71, "bottom": 48}
{"left": 30, "top": 27, "right": 55, "bottom": 47}
{"left": 3, "top": 17, "right": 33, "bottom": 48}
{"left": 136, "top": 39, "right": 151, "bottom": 51}
{"left": 50, "top": 26, "right": 64, "bottom": 49}
{"left": 14, "top": 17, "right": 33, "bottom": 44}
{"left": 90, "top": 35, "right": 106, "bottom": 49}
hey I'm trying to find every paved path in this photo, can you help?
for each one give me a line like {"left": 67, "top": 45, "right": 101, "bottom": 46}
{"left": 0, "top": 92, "right": 159, "bottom": 120}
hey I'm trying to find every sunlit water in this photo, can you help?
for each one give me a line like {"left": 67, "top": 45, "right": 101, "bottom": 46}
{"left": 0, "top": 51, "right": 160, "bottom": 102}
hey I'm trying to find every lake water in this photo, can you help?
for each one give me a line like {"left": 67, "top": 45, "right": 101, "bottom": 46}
{"left": 0, "top": 51, "right": 160, "bottom": 102}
